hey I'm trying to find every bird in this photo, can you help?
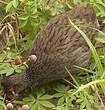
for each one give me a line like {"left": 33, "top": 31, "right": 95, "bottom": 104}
{"left": 1, "top": 5, "right": 99, "bottom": 99}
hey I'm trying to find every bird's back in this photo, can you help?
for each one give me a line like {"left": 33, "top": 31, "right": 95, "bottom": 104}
{"left": 26, "top": 5, "right": 99, "bottom": 86}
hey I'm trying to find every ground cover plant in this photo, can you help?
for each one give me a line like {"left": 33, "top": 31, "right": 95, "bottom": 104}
{"left": 1, "top": 0, "right": 105, "bottom": 110}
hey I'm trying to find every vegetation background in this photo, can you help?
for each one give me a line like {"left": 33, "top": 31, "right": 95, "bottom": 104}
{"left": 1, "top": 0, "right": 105, "bottom": 110}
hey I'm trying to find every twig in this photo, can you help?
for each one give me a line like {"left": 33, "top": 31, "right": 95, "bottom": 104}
{"left": 0, "top": 0, "right": 8, "bottom": 4}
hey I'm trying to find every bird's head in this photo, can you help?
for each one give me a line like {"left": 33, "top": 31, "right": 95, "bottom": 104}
{"left": 1, "top": 75, "right": 27, "bottom": 100}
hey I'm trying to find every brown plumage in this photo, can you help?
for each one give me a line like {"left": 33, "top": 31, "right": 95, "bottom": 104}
{"left": 2, "top": 5, "right": 99, "bottom": 98}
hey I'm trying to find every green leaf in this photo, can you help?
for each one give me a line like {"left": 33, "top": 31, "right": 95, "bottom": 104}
{"left": 39, "top": 95, "right": 53, "bottom": 100}
{"left": 19, "top": 15, "right": 29, "bottom": 20}
{"left": 57, "top": 97, "right": 65, "bottom": 106}
{"left": 0, "top": 98, "right": 6, "bottom": 110}
{"left": 36, "top": 89, "right": 45, "bottom": 98}
{"left": 53, "top": 93, "right": 64, "bottom": 98}
{"left": 6, "top": 1, "right": 13, "bottom": 12}
{"left": 76, "top": 98, "right": 83, "bottom": 103}
{"left": 13, "top": 65, "right": 25, "bottom": 73}
{"left": 23, "top": 95, "right": 35, "bottom": 103}
{"left": 54, "top": 84, "right": 67, "bottom": 93}
{"left": 0, "top": 103, "right": 5, "bottom": 110}
{"left": 94, "top": 3, "right": 105, "bottom": 17}
{"left": 31, "top": 103, "right": 38, "bottom": 110}
{"left": 38, "top": 104, "right": 45, "bottom": 110}
{"left": 19, "top": 20, "right": 28, "bottom": 28}
{"left": 0, "top": 96, "right": 3, "bottom": 100}
{"left": 80, "top": 101, "right": 86, "bottom": 109}
{"left": 39, "top": 101, "right": 55, "bottom": 108}
{"left": 12, "top": 0, "right": 19, "bottom": 8}
{"left": 6, "top": 68, "right": 14, "bottom": 76}
{"left": 0, "top": 63, "right": 14, "bottom": 76}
